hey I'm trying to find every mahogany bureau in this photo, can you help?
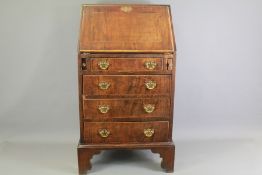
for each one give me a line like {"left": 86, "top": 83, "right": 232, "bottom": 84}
{"left": 77, "top": 4, "right": 176, "bottom": 174}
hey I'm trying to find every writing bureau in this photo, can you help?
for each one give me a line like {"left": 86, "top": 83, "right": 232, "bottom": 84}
{"left": 77, "top": 4, "right": 176, "bottom": 174}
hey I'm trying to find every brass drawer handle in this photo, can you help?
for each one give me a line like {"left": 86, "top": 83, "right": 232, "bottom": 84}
{"left": 98, "top": 105, "right": 110, "bottom": 114}
{"left": 99, "top": 129, "right": 110, "bottom": 138}
{"left": 98, "top": 59, "right": 109, "bottom": 70}
{"left": 98, "top": 82, "right": 110, "bottom": 90}
{"left": 144, "top": 61, "right": 157, "bottom": 70}
{"left": 145, "top": 80, "right": 156, "bottom": 90}
{"left": 143, "top": 104, "right": 155, "bottom": 113}
{"left": 144, "top": 128, "right": 155, "bottom": 137}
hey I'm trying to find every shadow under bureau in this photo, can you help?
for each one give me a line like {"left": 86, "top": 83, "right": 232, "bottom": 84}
{"left": 77, "top": 4, "right": 176, "bottom": 174}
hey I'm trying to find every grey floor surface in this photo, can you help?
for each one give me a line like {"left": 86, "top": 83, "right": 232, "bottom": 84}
{"left": 0, "top": 138, "right": 261, "bottom": 175}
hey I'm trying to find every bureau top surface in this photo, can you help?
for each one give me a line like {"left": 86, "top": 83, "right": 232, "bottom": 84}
{"left": 79, "top": 4, "right": 175, "bottom": 53}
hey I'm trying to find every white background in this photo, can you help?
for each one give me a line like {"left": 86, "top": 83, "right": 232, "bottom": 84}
{"left": 0, "top": 0, "right": 262, "bottom": 175}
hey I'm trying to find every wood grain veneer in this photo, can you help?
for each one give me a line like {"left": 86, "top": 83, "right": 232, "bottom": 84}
{"left": 77, "top": 4, "right": 176, "bottom": 174}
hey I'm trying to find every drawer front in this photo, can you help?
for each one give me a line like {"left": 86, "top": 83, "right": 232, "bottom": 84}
{"left": 83, "top": 121, "right": 169, "bottom": 143}
{"left": 83, "top": 75, "right": 171, "bottom": 97}
{"left": 83, "top": 97, "right": 170, "bottom": 120}
{"left": 91, "top": 58, "right": 163, "bottom": 72}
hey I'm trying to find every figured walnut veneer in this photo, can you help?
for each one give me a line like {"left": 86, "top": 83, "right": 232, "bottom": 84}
{"left": 77, "top": 4, "right": 176, "bottom": 174}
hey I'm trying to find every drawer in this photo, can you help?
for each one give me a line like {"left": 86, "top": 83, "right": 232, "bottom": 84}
{"left": 83, "top": 97, "right": 170, "bottom": 120}
{"left": 83, "top": 75, "right": 171, "bottom": 97}
{"left": 90, "top": 57, "right": 163, "bottom": 72}
{"left": 83, "top": 121, "right": 169, "bottom": 143}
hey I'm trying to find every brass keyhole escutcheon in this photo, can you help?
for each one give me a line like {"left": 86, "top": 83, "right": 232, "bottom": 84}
{"left": 145, "top": 80, "right": 157, "bottom": 90}
{"left": 144, "top": 61, "right": 157, "bottom": 70}
{"left": 99, "top": 129, "right": 110, "bottom": 138}
{"left": 98, "top": 82, "right": 110, "bottom": 90}
{"left": 98, "top": 59, "right": 109, "bottom": 70}
{"left": 143, "top": 104, "right": 155, "bottom": 113}
{"left": 144, "top": 128, "right": 155, "bottom": 137}
{"left": 98, "top": 105, "right": 110, "bottom": 114}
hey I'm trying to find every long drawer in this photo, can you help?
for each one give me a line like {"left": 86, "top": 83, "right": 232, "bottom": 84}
{"left": 83, "top": 121, "right": 169, "bottom": 143}
{"left": 83, "top": 97, "right": 170, "bottom": 120}
{"left": 89, "top": 57, "right": 163, "bottom": 72}
{"left": 83, "top": 75, "right": 171, "bottom": 97}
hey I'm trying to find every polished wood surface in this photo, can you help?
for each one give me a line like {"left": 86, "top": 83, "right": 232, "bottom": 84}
{"left": 77, "top": 4, "right": 176, "bottom": 174}
{"left": 79, "top": 5, "right": 175, "bottom": 53}
{"left": 80, "top": 53, "right": 174, "bottom": 75}
{"left": 90, "top": 57, "right": 163, "bottom": 72}
{"left": 83, "top": 121, "right": 169, "bottom": 143}
{"left": 78, "top": 142, "right": 174, "bottom": 174}
{"left": 82, "top": 97, "right": 170, "bottom": 120}
{"left": 83, "top": 75, "right": 171, "bottom": 96}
